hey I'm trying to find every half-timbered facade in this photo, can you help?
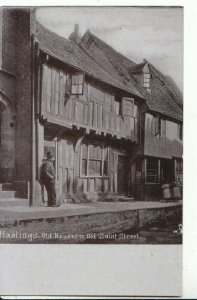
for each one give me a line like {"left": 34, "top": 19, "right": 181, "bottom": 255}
{"left": 30, "top": 22, "right": 147, "bottom": 205}
{"left": 81, "top": 31, "right": 183, "bottom": 201}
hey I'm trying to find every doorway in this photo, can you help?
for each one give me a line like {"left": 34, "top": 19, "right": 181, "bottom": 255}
{"left": 117, "top": 155, "right": 127, "bottom": 194}
{"left": 161, "top": 159, "right": 174, "bottom": 183}
{"left": 0, "top": 97, "right": 15, "bottom": 183}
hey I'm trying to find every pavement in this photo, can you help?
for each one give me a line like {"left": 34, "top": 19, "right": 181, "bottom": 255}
{"left": 0, "top": 200, "right": 182, "bottom": 223}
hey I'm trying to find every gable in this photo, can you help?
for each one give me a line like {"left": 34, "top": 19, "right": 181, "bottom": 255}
{"left": 82, "top": 31, "right": 183, "bottom": 121}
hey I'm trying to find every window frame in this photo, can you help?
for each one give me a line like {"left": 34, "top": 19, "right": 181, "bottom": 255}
{"left": 175, "top": 159, "right": 183, "bottom": 184}
{"left": 71, "top": 72, "right": 85, "bottom": 95}
{"left": 80, "top": 143, "right": 110, "bottom": 178}
{"left": 143, "top": 73, "right": 150, "bottom": 88}
{"left": 146, "top": 158, "right": 159, "bottom": 183}
{"left": 177, "top": 123, "right": 183, "bottom": 141}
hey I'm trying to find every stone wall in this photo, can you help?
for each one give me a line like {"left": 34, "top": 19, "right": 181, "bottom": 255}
{"left": 0, "top": 205, "right": 182, "bottom": 243}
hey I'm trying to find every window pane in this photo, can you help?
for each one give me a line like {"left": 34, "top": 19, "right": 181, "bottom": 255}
{"left": 144, "top": 73, "right": 150, "bottom": 78}
{"left": 144, "top": 78, "right": 150, "bottom": 83}
{"left": 176, "top": 160, "right": 183, "bottom": 184}
{"left": 82, "top": 159, "right": 87, "bottom": 175}
{"left": 160, "top": 119, "right": 166, "bottom": 137}
{"left": 97, "top": 161, "right": 102, "bottom": 174}
{"left": 82, "top": 144, "right": 88, "bottom": 159}
{"left": 78, "top": 74, "right": 84, "bottom": 84}
{"left": 71, "top": 73, "right": 84, "bottom": 94}
{"left": 133, "top": 104, "right": 138, "bottom": 117}
{"left": 103, "top": 160, "right": 108, "bottom": 176}
{"left": 147, "top": 159, "right": 158, "bottom": 183}
{"left": 89, "top": 145, "right": 94, "bottom": 159}
{"left": 97, "top": 146, "right": 102, "bottom": 159}
{"left": 105, "top": 94, "right": 112, "bottom": 112}
{"left": 122, "top": 98, "right": 134, "bottom": 117}
{"left": 103, "top": 147, "right": 108, "bottom": 160}
{"left": 93, "top": 146, "right": 98, "bottom": 159}
{"left": 114, "top": 101, "right": 120, "bottom": 115}
{"left": 71, "top": 85, "right": 78, "bottom": 94}
{"left": 143, "top": 82, "right": 150, "bottom": 88}
{"left": 89, "top": 160, "right": 101, "bottom": 176}
{"left": 166, "top": 121, "right": 179, "bottom": 140}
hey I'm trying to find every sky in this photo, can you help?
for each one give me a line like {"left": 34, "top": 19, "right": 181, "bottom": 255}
{"left": 36, "top": 7, "right": 183, "bottom": 91}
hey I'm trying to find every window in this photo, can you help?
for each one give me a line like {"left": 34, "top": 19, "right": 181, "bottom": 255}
{"left": 71, "top": 73, "right": 84, "bottom": 95}
{"left": 166, "top": 120, "right": 180, "bottom": 141}
{"left": 177, "top": 123, "right": 183, "bottom": 141}
{"left": 152, "top": 115, "right": 160, "bottom": 136}
{"left": 81, "top": 143, "right": 109, "bottom": 177}
{"left": 176, "top": 160, "right": 183, "bottom": 184}
{"left": 122, "top": 97, "right": 134, "bottom": 117}
{"left": 112, "top": 100, "right": 120, "bottom": 115}
{"left": 146, "top": 158, "right": 158, "bottom": 183}
{"left": 160, "top": 118, "right": 166, "bottom": 137}
{"left": 143, "top": 73, "right": 150, "bottom": 88}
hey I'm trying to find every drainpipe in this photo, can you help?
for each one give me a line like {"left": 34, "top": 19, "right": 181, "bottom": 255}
{"left": 30, "top": 34, "right": 36, "bottom": 206}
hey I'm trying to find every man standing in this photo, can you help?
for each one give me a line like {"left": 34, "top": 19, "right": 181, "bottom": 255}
{"left": 42, "top": 151, "right": 59, "bottom": 207}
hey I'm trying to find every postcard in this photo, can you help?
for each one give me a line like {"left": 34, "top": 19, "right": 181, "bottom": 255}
{"left": 0, "top": 5, "right": 183, "bottom": 297}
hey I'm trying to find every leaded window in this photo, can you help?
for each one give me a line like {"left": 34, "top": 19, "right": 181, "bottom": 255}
{"left": 81, "top": 143, "right": 109, "bottom": 177}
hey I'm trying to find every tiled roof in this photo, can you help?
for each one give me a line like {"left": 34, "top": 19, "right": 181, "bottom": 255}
{"left": 35, "top": 23, "right": 144, "bottom": 99}
{"left": 82, "top": 31, "right": 136, "bottom": 82}
{"left": 129, "top": 62, "right": 146, "bottom": 74}
{"left": 82, "top": 32, "right": 183, "bottom": 121}
{"left": 130, "top": 62, "right": 183, "bottom": 120}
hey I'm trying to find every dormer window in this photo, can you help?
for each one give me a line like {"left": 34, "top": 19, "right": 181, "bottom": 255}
{"left": 143, "top": 73, "right": 150, "bottom": 88}
{"left": 142, "top": 62, "right": 151, "bottom": 93}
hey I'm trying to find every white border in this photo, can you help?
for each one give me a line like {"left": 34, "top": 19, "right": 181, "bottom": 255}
{"left": 0, "top": 0, "right": 197, "bottom": 298}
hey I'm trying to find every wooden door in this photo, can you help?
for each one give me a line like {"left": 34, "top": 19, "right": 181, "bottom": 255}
{"left": 117, "top": 155, "right": 127, "bottom": 194}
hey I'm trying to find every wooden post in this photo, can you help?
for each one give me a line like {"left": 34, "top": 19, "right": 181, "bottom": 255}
{"left": 158, "top": 159, "right": 161, "bottom": 182}
{"left": 174, "top": 159, "right": 177, "bottom": 181}
{"left": 142, "top": 158, "right": 147, "bottom": 183}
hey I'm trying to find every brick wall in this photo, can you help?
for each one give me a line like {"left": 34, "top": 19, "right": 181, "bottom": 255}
{"left": 0, "top": 9, "right": 16, "bottom": 182}
{"left": 15, "top": 9, "right": 32, "bottom": 181}
{"left": 1, "top": 8, "right": 16, "bottom": 74}
{"left": 0, "top": 9, "right": 2, "bottom": 68}
{"left": 0, "top": 8, "right": 16, "bottom": 108}
{"left": 0, "top": 205, "right": 182, "bottom": 243}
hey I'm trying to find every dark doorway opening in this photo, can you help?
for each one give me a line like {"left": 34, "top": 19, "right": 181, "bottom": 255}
{"left": 161, "top": 159, "right": 174, "bottom": 183}
{"left": 117, "top": 155, "right": 127, "bottom": 194}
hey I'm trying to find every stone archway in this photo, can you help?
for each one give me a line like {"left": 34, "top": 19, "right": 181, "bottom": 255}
{"left": 0, "top": 94, "right": 15, "bottom": 183}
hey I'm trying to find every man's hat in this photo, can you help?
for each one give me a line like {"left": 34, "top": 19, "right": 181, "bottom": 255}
{"left": 46, "top": 151, "right": 54, "bottom": 159}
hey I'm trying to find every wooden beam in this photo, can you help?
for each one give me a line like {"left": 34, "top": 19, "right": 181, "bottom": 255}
{"left": 158, "top": 159, "right": 161, "bottom": 182}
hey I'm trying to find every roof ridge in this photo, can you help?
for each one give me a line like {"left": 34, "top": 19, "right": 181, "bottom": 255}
{"left": 147, "top": 61, "right": 183, "bottom": 107}
{"left": 36, "top": 22, "right": 145, "bottom": 99}
{"left": 36, "top": 21, "right": 68, "bottom": 42}
{"left": 82, "top": 31, "right": 151, "bottom": 101}
{"left": 84, "top": 31, "right": 136, "bottom": 66}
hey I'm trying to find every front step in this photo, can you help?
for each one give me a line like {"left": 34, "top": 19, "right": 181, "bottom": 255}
{"left": 0, "top": 183, "right": 15, "bottom": 191}
{"left": 100, "top": 194, "right": 135, "bottom": 202}
{"left": 0, "top": 198, "right": 28, "bottom": 207}
{"left": 0, "top": 190, "right": 25, "bottom": 199}
{"left": 118, "top": 196, "right": 135, "bottom": 202}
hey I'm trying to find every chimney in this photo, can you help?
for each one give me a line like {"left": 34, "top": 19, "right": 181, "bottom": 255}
{"left": 69, "top": 24, "right": 81, "bottom": 43}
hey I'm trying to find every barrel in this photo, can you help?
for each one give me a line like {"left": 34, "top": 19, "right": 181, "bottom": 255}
{"left": 172, "top": 183, "right": 182, "bottom": 200}
{"left": 161, "top": 184, "right": 171, "bottom": 200}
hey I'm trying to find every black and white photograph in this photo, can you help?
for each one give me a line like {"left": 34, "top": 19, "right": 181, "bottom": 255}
{"left": 0, "top": 6, "right": 183, "bottom": 245}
